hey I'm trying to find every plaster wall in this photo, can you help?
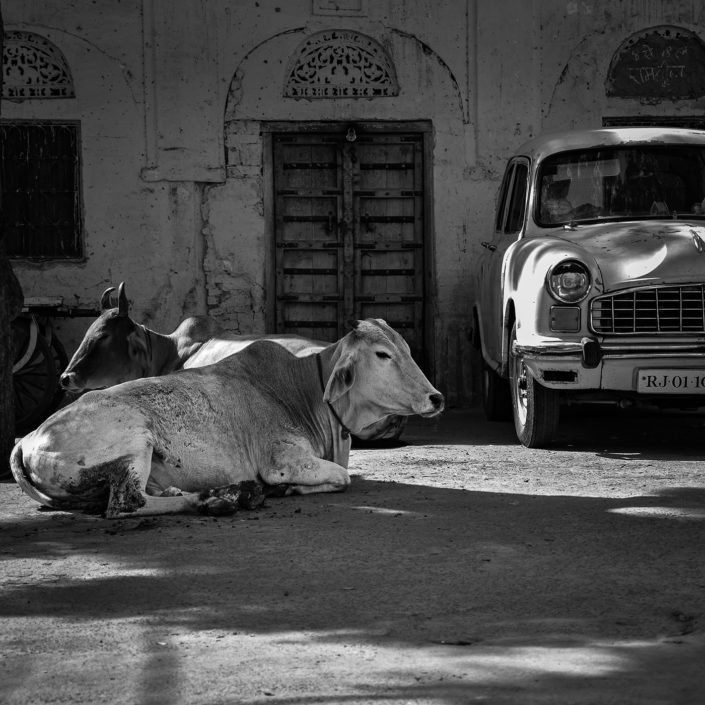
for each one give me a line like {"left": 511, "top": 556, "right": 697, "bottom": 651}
{"left": 5, "top": 0, "right": 705, "bottom": 406}
{"left": 212, "top": 12, "right": 471, "bottom": 399}
{"left": 539, "top": 1, "right": 705, "bottom": 130}
{"left": 3, "top": 1, "right": 208, "bottom": 348}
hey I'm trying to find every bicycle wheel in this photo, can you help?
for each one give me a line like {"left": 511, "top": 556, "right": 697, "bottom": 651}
{"left": 47, "top": 330, "right": 69, "bottom": 413}
{"left": 13, "top": 327, "right": 58, "bottom": 435}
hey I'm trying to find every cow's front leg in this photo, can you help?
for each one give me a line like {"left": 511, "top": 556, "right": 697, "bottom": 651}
{"left": 286, "top": 457, "right": 351, "bottom": 494}
{"left": 262, "top": 440, "right": 351, "bottom": 495}
{"left": 109, "top": 489, "right": 201, "bottom": 517}
{"left": 110, "top": 478, "right": 265, "bottom": 518}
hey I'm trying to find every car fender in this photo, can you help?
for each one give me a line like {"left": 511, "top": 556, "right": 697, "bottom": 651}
{"left": 499, "top": 235, "right": 604, "bottom": 366}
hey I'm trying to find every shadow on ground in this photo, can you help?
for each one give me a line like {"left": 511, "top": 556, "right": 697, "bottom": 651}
{"left": 1, "top": 457, "right": 704, "bottom": 703}
{"left": 396, "top": 404, "right": 705, "bottom": 461}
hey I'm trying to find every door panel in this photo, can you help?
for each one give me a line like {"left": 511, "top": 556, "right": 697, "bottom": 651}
{"left": 279, "top": 143, "right": 339, "bottom": 190}
{"left": 273, "top": 129, "right": 426, "bottom": 363}
{"left": 280, "top": 301, "right": 340, "bottom": 343}
{"left": 357, "top": 197, "right": 417, "bottom": 242}
{"left": 278, "top": 196, "right": 340, "bottom": 243}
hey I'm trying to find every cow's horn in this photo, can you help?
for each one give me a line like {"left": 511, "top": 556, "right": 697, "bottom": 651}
{"left": 117, "top": 282, "right": 129, "bottom": 317}
{"left": 100, "top": 287, "right": 116, "bottom": 311}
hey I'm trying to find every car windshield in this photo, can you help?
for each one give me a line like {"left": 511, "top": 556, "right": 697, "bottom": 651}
{"left": 536, "top": 144, "right": 705, "bottom": 226}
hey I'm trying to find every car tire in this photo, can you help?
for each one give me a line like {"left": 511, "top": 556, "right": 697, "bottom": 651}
{"left": 509, "top": 324, "right": 559, "bottom": 447}
{"left": 481, "top": 362, "right": 512, "bottom": 421}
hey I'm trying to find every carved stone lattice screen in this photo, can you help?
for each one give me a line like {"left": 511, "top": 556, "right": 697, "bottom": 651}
{"left": 2, "top": 31, "right": 75, "bottom": 99}
{"left": 284, "top": 30, "right": 399, "bottom": 98}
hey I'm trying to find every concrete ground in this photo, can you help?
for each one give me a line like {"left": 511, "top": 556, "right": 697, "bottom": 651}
{"left": 1, "top": 407, "right": 704, "bottom": 705}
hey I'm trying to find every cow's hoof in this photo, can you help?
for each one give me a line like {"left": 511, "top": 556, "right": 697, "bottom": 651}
{"left": 238, "top": 480, "right": 265, "bottom": 510}
{"left": 197, "top": 484, "right": 241, "bottom": 516}
{"left": 159, "top": 486, "right": 184, "bottom": 497}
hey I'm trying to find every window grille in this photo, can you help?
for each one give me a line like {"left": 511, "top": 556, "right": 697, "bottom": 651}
{"left": 1, "top": 121, "right": 83, "bottom": 259}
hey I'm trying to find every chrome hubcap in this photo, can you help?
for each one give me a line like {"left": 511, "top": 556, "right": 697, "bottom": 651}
{"left": 511, "top": 353, "right": 529, "bottom": 425}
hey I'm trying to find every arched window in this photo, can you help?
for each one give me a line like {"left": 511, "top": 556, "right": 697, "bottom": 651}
{"left": 3, "top": 30, "right": 75, "bottom": 99}
{"left": 1, "top": 32, "right": 82, "bottom": 259}
{"left": 606, "top": 25, "right": 705, "bottom": 100}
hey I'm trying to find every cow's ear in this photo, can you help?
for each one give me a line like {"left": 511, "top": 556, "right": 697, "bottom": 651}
{"left": 100, "top": 287, "right": 116, "bottom": 311}
{"left": 324, "top": 354, "right": 355, "bottom": 403}
{"left": 127, "top": 328, "right": 149, "bottom": 367}
{"left": 117, "top": 282, "right": 129, "bottom": 317}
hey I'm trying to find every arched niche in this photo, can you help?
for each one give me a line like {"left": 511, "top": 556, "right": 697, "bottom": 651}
{"left": 2, "top": 30, "right": 75, "bottom": 99}
{"left": 606, "top": 25, "right": 705, "bottom": 101}
{"left": 283, "top": 29, "right": 399, "bottom": 99}
{"left": 216, "top": 27, "right": 468, "bottom": 339}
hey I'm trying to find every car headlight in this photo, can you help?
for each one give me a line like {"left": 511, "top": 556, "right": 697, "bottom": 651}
{"left": 546, "top": 260, "right": 591, "bottom": 303}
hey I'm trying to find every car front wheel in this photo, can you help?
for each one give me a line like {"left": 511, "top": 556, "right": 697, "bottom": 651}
{"left": 509, "top": 324, "right": 560, "bottom": 447}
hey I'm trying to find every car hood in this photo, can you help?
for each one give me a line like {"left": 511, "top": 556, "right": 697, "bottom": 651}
{"left": 554, "top": 220, "right": 705, "bottom": 290}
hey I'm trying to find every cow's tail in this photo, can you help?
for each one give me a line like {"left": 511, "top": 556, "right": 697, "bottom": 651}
{"left": 10, "top": 441, "right": 71, "bottom": 510}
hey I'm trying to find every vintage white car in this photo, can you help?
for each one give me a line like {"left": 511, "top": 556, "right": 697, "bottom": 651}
{"left": 472, "top": 127, "right": 705, "bottom": 447}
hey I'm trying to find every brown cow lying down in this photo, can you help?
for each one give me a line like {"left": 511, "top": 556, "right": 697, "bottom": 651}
{"left": 59, "top": 282, "right": 321, "bottom": 391}
{"left": 11, "top": 319, "right": 444, "bottom": 518}
{"left": 59, "top": 282, "right": 405, "bottom": 440}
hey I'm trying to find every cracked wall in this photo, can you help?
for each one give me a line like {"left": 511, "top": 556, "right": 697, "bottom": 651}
{"left": 4, "top": 2, "right": 213, "bottom": 353}
{"left": 7, "top": 0, "right": 703, "bottom": 406}
{"left": 212, "top": 21, "right": 473, "bottom": 402}
{"left": 539, "top": 2, "right": 705, "bottom": 130}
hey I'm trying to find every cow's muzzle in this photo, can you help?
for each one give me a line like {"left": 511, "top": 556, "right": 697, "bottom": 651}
{"left": 418, "top": 392, "right": 445, "bottom": 417}
{"left": 59, "top": 372, "right": 84, "bottom": 392}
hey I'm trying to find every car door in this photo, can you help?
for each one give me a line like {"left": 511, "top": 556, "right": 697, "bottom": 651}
{"left": 477, "top": 158, "right": 529, "bottom": 367}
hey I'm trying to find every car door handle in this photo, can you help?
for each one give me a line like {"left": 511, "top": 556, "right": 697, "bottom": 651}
{"left": 481, "top": 241, "right": 497, "bottom": 252}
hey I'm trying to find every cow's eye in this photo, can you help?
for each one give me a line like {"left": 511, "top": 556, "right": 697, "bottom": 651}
{"left": 375, "top": 351, "right": 391, "bottom": 359}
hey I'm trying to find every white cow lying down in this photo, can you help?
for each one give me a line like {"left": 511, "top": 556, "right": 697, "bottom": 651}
{"left": 11, "top": 319, "right": 444, "bottom": 518}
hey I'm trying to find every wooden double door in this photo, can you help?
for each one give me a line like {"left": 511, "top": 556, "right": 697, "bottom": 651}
{"left": 271, "top": 125, "right": 429, "bottom": 365}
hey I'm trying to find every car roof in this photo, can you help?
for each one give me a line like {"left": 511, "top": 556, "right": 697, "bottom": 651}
{"left": 514, "top": 127, "right": 705, "bottom": 162}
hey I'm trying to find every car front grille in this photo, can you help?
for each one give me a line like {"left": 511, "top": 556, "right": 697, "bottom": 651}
{"left": 591, "top": 285, "right": 705, "bottom": 334}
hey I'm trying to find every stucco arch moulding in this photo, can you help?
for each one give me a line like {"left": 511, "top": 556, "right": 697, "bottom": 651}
{"left": 283, "top": 29, "right": 399, "bottom": 99}
{"left": 390, "top": 28, "right": 467, "bottom": 125}
{"left": 216, "top": 26, "right": 468, "bottom": 334}
{"left": 224, "top": 26, "right": 466, "bottom": 123}
{"left": 3, "top": 24, "right": 141, "bottom": 110}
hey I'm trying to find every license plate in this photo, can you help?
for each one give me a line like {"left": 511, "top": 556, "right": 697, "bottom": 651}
{"left": 637, "top": 369, "right": 705, "bottom": 394}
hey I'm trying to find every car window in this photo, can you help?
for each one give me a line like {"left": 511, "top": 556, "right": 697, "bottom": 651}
{"left": 536, "top": 144, "right": 705, "bottom": 226}
{"left": 495, "top": 164, "right": 514, "bottom": 232}
{"left": 505, "top": 162, "right": 528, "bottom": 233}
